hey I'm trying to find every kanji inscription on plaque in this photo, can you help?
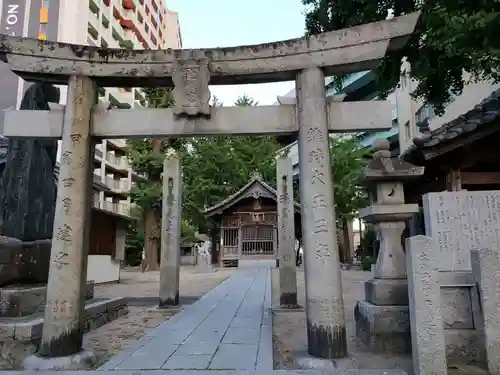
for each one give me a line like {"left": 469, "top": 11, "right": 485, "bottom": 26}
{"left": 172, "top": 51, "right": 211, "bottom": 117}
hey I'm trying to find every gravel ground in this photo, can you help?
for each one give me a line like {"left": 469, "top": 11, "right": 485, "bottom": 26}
{"left": 0, "top": 266, "right": 234, "bottom": 370}
{"left": 271, "top": 267, "right": 414, "bottom": 373}
{"left": 84, "top": 306, "right": 178, "bottom": 369}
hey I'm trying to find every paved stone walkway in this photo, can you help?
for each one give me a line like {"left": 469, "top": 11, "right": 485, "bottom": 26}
{"left": 99, "top": 266, "right": 272, "bottom": 371}
{"left": 5, "top": 264, "right": 408, "bottom": 375}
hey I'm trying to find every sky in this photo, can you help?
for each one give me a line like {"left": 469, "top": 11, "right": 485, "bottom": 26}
{"left": 166, "top": 0, "right": 307, "bottom": 105}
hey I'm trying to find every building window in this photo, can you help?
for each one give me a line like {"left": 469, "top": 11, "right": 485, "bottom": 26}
{"left": 415, "top": 104, "right": 436, "bottom": 124}
{"left": 404, "top": 121, "right": 411, "bottom": 141}
{"left": 38, "top": 23, "right": 48, "bottom": 40}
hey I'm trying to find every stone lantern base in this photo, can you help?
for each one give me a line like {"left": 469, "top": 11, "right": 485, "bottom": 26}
{"left": 354, "top": 300, "right": 411, "bottom": 354}
{"left": 354, "top": 277, "right": 411, "bottom": 354}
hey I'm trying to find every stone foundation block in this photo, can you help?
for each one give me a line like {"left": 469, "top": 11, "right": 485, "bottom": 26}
{"left": 445, "top": 330, "right": 485, "bottom": 363}
{"left": 354, "top": 300, "right": 410, "bottom": 354}
{"left": 0, "top": 280, "right": 95, "bottom": 317}
{"left": 0, "top": 297, "right": 128, "bottom": 368}
{"left": 23, "top": 347, "right": 96, "bottom": 370}
{"left": 365, "top": 278, "right": 408, "bottom": 306}
{"left": 0, "top": 239, "right": 51, "bottom": 287}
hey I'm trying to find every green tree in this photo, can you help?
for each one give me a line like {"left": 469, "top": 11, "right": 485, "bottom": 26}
{"left": 302, "top": 0, "right": 500, "bottom": 114}
{"left": 329, "top": 136, "right": 372, "bottom": 261}
{"left": 126, "top": 87, "right": 190, "bottom": 270}
{"left": 234, "top": 94, "right": 259, "bottom": 107}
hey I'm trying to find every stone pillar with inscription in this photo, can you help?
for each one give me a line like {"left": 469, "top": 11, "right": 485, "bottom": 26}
{"left": 354, "top": 139, "right": 424, "bottom": 354}
{"left": 23, "top": 76, "right": 97, "bottom": 370}
{"left": 276, "top": 154, "right": 298, "bottom": 307}
{"left": 159, "top": 150, "right": 182, "bottom": 307}
{"left": 297, "top": 67, "right": 347, "bottom": 359}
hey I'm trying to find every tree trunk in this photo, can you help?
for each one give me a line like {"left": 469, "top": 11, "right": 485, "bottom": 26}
{"left": 142, "top": 139, "right": 162, "bottom": 271}
{"left": 143, "top": 209, "right": 160, "bottom": 271}
{"left": 340, "top": 220, "right": 353, "bottom": 264}
{"left": 209, "top": 226, "right": 219, "bottom": 265}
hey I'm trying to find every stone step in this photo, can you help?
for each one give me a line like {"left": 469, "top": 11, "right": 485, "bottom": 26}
{"left": 0, "top": 296, "right": 127, "bottom": 368}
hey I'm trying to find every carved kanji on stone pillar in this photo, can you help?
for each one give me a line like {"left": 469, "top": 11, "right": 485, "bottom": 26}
{"left": 172, "top": 50, "right": 211, "bottom": 118}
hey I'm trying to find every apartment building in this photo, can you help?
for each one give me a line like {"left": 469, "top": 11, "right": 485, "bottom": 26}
{"left": 56, "top": 0, "right": 182, "bottom": 219}
{"left": 0, "top": 0, "right": 182, "bottom": 218}
{"left": 0, "top": 0, "right": 182, "bottom": 282}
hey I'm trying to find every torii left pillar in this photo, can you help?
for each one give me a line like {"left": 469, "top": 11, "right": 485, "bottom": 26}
{"left": 23, "top": 76, "right": 97, "bottom": 370}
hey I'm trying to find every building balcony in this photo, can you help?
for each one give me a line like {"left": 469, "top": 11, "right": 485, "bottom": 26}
{"left": 88, "top": 21, "right": 99, "bottom": 41}
{"left": 87, "top": 37, "right": 98, "bottom": 46}
{"left": 101, "top": 13, "right": 110, "bottom": 29}
{"left": 102, "top": 200, "right": 130, "bottom": 216}
{"left": 93, "top": 193, "right": 100, "bottom": 207}
{"left": 120, "top": 18, "right": 134, "bottom": 30}
{"left": 151, "top": 0, "right": 158, "bottom": 14}
{"left": 105, "top": 176, "right": 130, "bottom": 191}
{"left": 108, "top": 139, "right": 127, "bottom": 149}
{"left": 116, "top": 202, "right": 129, "bottom": 216}
{"left": 111, "top": 20, "right": 126, "bottom": 41}
{"left": 122, "top": 0, "right": 135, "bottom": 11}
{"left": 108, "top": 87, "right": 133, "bottom": 107}
{"left": 95, "top": 147, "right": 103, "bottom": 158}
{"left": 132, "top": 170, "right": 147, "bottom": 180}
{"left": 88, "top": 10, "right": 100, "bottom": 30}
{"left": 134, "top": 20, "right": 148, "bottom": 46}
{"left": 105, "top": 152, "right": 128, "bottom": 170}
{"left": 103, "top": 201, "right": 114, "bottom": 212}
{"left": 93, "top": 170, "right": 102, "bottom": 182}
{"left": 89, "top": 0, "right": 99, "bottom": 14}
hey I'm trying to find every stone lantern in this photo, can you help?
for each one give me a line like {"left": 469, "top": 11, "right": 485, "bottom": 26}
{"left": 354, "top": 138, "right": 424, "bottom": 353}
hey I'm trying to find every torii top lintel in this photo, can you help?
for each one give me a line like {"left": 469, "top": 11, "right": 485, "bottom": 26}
{"left": 0, "top": 12, "right": 420, "bottom": 87}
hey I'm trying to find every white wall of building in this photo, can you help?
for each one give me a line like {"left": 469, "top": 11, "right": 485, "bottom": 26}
{"left": 397, "top": 67, "right": 500, "bottom": 154}
{"left": 87, "top": 255, "right": 121, "bottom": 284}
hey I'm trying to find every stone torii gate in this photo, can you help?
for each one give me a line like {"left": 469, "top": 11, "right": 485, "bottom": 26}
{"left": 0, "top": 12, "right": 419, "bottom": 369}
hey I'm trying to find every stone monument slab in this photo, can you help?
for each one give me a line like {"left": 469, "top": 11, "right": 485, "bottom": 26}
{"left": 471, "top": 248, "right": 500, "bottom": 374}
{"left": 406, "top": 235, "right": 447, "bottom": 375}
{"left": 423, "top": 190, "right": 500, "bottom": 271}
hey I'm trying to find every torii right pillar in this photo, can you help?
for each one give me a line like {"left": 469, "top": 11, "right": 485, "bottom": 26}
{"left": 354, "top": 139, "right": 424, "bottom": 353}
{"left": 297, "top": 67, "right": 347, "bottom": 359}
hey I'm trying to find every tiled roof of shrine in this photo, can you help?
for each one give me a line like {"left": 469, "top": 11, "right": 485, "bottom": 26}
{"left": 204, "top": 172, "right": 300, "bottom": 217}
{"left": 401, "top": 88, "right": 500, "bottom": 162}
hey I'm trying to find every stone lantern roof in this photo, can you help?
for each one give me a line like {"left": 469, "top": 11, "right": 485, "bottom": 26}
{"left": 361, "top": 138, "right": 424, "bottom": 186}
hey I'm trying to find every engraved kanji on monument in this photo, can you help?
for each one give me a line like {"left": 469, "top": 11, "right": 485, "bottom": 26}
{"left": 172, "top": 50, "right": 211, "bottom": 117}
{"left": 423, "top": 190, "right": 500, "bottom": 271}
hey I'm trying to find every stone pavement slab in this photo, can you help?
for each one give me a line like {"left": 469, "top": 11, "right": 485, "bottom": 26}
{"left": 98, "top": 266, "right": 272, "bottom": 371}
{"left": 8, "top": 369, "right": 409, "bottom": 375}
